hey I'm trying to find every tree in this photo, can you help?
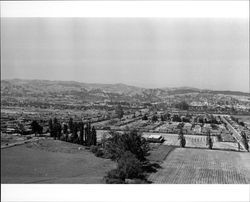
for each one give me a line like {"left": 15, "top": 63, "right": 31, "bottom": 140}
{"left": 68, "top": 118, "right": 74, "bottom": 134}
{"left": 18, "top": 123, "right": 26, "bottom": 135}
{"left": 206, "top": 130, "right": 213, "bottom": 149}
{"left": 242, "top": 132, "right": 249, "bottom": 152}
{"left": 175, "top": 101, "right": 189, "bottom": 110}
{"left": 53, "top": 118, "right": 58, "bottom": 125}
{"left": 173, "top": 114, "right": 181, "bottom": 122}
{"left": 92, "top": 126, "right": 97, "bottom": 146}
{"left": 63, "top": 123, "right": 68, "bottom": 134}
{"left": 142, "top": 114, "right": 148, "bottom": 120}
{"left": 71, "top": 122, "right": 79, "bottom": 143}
{"left": 79, "top": 122, "right": 84, "bottom": 145}
{"left": 57, "top": 122, "right": 62, "bottom": 140}
{"left": 104, "top": 151, "right": 144, "bottom": 183}
{"left": 31, "top": 120, "right": 43, "bottom": 136}
{"left": 85, "top": 122, "right": 92, "bottom": 146}
{"left": 49, "top": 119, "right": 53, "bottom": 137}
{"left": 151, "top": 115, "right": 158, "bottom": 122}
{"left": 52, "top": 118, "right": 61, "bottom": 140}
{"left": 117, "top": 151, "right": 143, "bottom": 179}
{"left": 63, "top": 123, "right": 68, "bottom": 141}
{"left": 178, "top": 128, "right": 186, "bottom": 148}
{"left": 116, "top": 104, "right": 124, "bottom": 119}
{"left": 103, "top": 130, "right": 150, "bottom": 161}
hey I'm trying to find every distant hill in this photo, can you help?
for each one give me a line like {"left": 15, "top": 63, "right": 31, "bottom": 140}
{"left": 1, "top": 79, "right": 249, "bottom": 104}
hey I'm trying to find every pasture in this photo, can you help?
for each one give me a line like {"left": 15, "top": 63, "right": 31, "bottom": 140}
{"left": 1, "top": 139, "right": 115, "bottom": 183}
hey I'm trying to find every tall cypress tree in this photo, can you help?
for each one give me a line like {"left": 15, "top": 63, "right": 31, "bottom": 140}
{"left": 63, "top": 123, "right": 68, "bottom": 141}
{"left": 92, "top": 126, "right": 97, "bottom": 146}
{"left": 57, "top": 122, "right": 62, "bottom": 140}
{"left": 72, "top": 122, "right": 78, "bottom": 143}
{"left": 84, "top": 124, "right": 88, "bottom": 144}
{"left": 242, "top": 131, "right": 249, "bottom": 152}
{"left": 87, "top": 122, "right": 91, "bottom": 146}
{"left": 49, "top": 119, "right": 53, "bottom": 137}
{"left": 206, "top": 130, "right": 213, "bottom": 149}
{"left": 53, "top": 118, "right": 58, "bottom": 140}
{"left": 178, "top": 128, "right": 186, "bottom": 148}
{"left": 80, "top": 122, "right": 84, "bottom": 145}
{"left": 69, "top": 118, "right": 74, "bottom": 134}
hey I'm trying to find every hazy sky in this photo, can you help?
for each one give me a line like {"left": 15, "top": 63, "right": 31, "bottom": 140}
{"left": 1, "top": 18, "right": 249, "bottom": 92}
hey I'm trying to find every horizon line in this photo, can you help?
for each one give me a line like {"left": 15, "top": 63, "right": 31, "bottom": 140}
{"left": 2, "top": 78, "right": 249, "bottom": 94}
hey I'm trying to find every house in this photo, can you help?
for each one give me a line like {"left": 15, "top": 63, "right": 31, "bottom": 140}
{"left": 147, "top": 135, "right": 165, "bottom": 143}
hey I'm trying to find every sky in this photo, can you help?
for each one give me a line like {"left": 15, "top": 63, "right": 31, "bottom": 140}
{"left": 1, "top": 2, "right": 249, "bottom": 92}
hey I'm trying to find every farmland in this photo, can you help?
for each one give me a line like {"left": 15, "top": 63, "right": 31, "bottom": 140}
{"left": 148, "top": 148, "right": 250, "bottom": 184}
{"left": 146, "top": 131, "right": 250, "bottom": 184}
{"left": 1, "top": 80, "right": 250, "bottom": 184}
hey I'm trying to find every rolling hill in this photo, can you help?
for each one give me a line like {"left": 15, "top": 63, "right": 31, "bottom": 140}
{"left": 1, "top": 79, "right": 249, "bottom": 105}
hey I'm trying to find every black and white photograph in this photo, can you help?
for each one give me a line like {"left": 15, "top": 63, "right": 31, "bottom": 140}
{"left": 1, "top": 0, "right": 250, "bottom": 196}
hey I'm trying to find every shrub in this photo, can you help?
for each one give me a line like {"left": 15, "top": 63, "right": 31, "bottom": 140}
{"left": 125, "top": 178, "right": 149, "bottom": 184}
{"left": 90, "top": 145, "right": 99, "bottom": 154}
{"left": 117, "top": 151, "right": 143, "bottom": 179}
{"left": 106, "top": 168, "right": 123, "bottom": 179}
{"left": 104, "top": 151, "right": 144, "bottom": 184}
{"left": 60, "top": 135, "right": 66, "bottom": 141}
{"left": 104, "top": 169, "right": 125, "bottom": 184}
{"left": 95, "top": 149, "right": 104, "bottom": 157}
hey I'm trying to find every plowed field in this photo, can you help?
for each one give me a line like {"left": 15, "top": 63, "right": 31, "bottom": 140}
{"left": 148, "top": 148, "right": 250, "bottom": 184}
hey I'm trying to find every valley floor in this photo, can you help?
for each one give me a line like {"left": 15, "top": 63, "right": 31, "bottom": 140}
{"left": 2, "top": 136, "right": 250, "bottom": 184}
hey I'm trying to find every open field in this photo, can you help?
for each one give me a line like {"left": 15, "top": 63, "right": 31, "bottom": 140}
{"left": 234, "top": 115, "right": 250, "bottom": 125}
{"left": 234, "top": 115, "right": 250, "bottom": 123}
{"left": 148, "top": 145, "right": 175, "bottom": 163}
{"left": 1, "top": 127, "right": 248, "bottom": 184}
{"left": 148, "top": 148, "right": 250, "bottom": 184}
{"left": 143, "top": 132, "right": 239, "bottom": 151}
{"left": 1, "top": 139, "right": 115, "bottom": 183}
{"left": 96, "top": 130, "right": 240, "bottom": 151}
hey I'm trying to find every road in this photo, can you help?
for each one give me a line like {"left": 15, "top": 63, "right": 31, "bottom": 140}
{"left": 220, "top": 116, "right": 247, "bottom": 151}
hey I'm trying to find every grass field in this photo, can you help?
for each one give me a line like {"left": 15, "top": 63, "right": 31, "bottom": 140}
{"left": 1, "top": 139, "right": 115, "bottom": 183}
{"left": 148, "top": 145, "right": 175, "bottom": 163}
{"left": 148, "top": 148, "right": 250, "bottom": 184}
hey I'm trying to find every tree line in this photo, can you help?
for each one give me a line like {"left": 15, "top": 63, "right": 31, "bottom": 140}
{"left": 48, "top": 118, "right": 97, "bottom": 146}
